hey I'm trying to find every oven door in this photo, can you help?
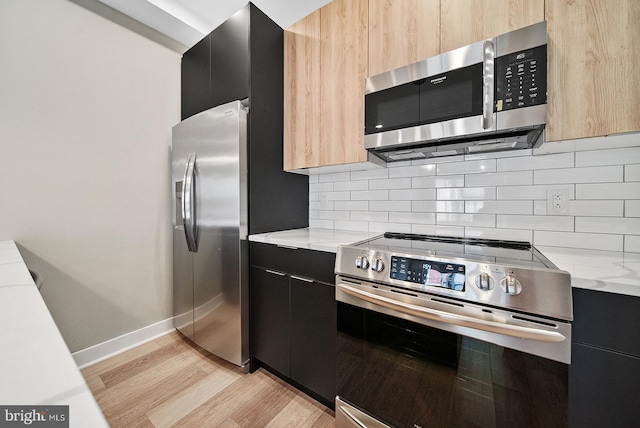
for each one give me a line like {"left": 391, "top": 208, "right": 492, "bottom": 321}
{"left": 336, "top": 278, "right": 570, "bottom": 428}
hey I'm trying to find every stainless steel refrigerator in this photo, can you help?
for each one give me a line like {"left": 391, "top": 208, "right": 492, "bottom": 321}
{"left": 172, "top": 100, "right": 249, "bottom": 370}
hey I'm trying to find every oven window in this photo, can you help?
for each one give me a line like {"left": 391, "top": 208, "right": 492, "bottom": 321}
{"left": 337, "top": 303, "right": 568, "bottom": 428}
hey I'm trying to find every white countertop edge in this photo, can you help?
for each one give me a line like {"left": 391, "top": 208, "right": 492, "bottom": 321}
{"left": 249, "top": 228, "right": 378, "bottom": 253}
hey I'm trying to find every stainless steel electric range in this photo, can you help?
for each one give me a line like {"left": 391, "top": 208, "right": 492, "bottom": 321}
{"left": 335, "top": 233, "right": 573, "bottom": 428}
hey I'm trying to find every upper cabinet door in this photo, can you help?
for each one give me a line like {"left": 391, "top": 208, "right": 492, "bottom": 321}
{"left": 545, "top": 0, "right": 640, "bottom": 142}
{"left": 368, "top": 0, "right": 440, "bottom": 76}
{"left": 440, "top": 0, "right": 544, "bottom": 52}
{"left": 284, "top": 11, "right": 322, "bottom": 171}
{"left": 319, "top": 0, "right": 369, "bottom": 167}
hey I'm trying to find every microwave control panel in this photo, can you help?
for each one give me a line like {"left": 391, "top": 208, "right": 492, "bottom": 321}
{"left": 495, "top": 44, "right": 547, "bottom": 112}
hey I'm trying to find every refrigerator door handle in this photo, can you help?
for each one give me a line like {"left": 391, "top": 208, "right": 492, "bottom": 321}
{"left": 182, "top": 152, "right": 198, "bottom": 252}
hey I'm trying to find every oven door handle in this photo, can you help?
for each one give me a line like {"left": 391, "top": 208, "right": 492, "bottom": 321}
{"left": 338, "top": 283, "right": 566, "bottom": 343}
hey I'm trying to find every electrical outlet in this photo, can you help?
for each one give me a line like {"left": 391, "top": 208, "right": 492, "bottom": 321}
{"left": 547, "top": 189, "right": 570, "bottom": 214}
{"left": 319, "top": 193, "right": 331, "bottom": 209}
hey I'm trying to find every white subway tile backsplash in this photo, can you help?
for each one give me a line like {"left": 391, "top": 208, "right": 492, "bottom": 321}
{"left": 626, "top": 201, "right": 640, "bottom": 217}
{"left": 319, "top": 210, "right": 350, "bottom": 221}
{"left": 334, "top": 180, "right": 368, "bottom": 191}
{"left": 307, "top": 136, "right": 640, "bottom": 253}
{"left": 576, "top": 182, "right": 640, "bottom": 200}
{"left": 370, "top": 201, "right": 411, "bottom": 212}
{"left": 370, "top": 178, "right": 412, "bottom": 189}
{"left": 570, "top": 200, "right": 624, "bottom": 217}
{"left": 334, "top": 201, "right": 369, "bottom": 211}
{"left": 497, "top": 152, "right": 574, "bottom": 172}
{"left": 576, "top": 146, "right": 640, "bottom": 167}
{"left": 465, "top": 171, "right": 532, "bottom": 187}
{"left": 411, "top": 224, "right": 464, "bottom": 236}
{"left": 465, "top": 227, "right": 533, "bottom": 243}
{"left": 497, "top": 185, "right": 575, "bottom": 200}
{"left": 436, "top": 213, "right": 495, "bottom": 228}
{"left": 371, "top": 222, "right": 412, "bottom": 233}
{"left": 438, "top": 187, "right": 497, "bottom": 200}
{"left": 534, "top": 166, "right": 623, "bottom": 184}
{"left": 390, "top": 189, "right": 436, "bottom": 201}
{"left": 350, "top": 168, "right": 389, "bottom": 180}
{"left": 318, "top": 171, "right": 351, "bottom": 182}
{"left": 575, "top": 217, "right": 640, "bottom": 235}
{"left": 388, "top": 164, "right": 436, "bottom": 178}
{"left": 351, "top": 190, "right": 388, "bottom": 201}
{"left": 534, "top": 231, "right": 623, "bottom": 252}
{"left": 625, "top": 235, "right": 640, "bottom": 253}
{"left": 351, "top": 211, "right": 389, "bottom": 222}
{"left": 466, "top": 200, "right": 533, "bottom": 215}
{"left": 413, "top": 175, "right": 464, "bottom": 188}
{"left": 414, "top": 201, "right": 465, "bottom": 213}
{"left": 389, "top": 212, "right": 436, "bottom": 225}
{"left": 334, "top": 220, "right": 369, "bottom": 232}
{"left": 437, "top": 159, "right": 496, "bottom": 175}
{"left": 497, "top": 215, "right": 574, "bottom": 232}
{"left": 626, "top": 164, "right": 640, "bottom": 181}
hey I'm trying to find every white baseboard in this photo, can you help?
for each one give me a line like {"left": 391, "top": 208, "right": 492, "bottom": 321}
{"left": 72, "top": 318, "right": 175, "bottom": 369}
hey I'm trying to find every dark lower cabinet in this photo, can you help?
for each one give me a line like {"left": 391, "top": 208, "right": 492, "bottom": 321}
{"left": 250, "top": 267, "right": 290, "bottom": 376}
{"left": 250, "top": 242, "right": 336, "bottom": 408}
{"left": 569, "top": 288, "right": 640, "bottom": 427}
{"left": 290, "top": 277, "right": 336, "bottom": 403}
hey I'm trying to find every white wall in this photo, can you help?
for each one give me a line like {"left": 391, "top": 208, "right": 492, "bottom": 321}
{"left": 0, "top": 0, "right": 181, "bottom": 352}
{"left": 309, "top": 134, "right": 640, "bottom": 253}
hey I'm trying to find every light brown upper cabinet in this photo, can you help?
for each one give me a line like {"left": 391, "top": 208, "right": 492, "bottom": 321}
{"left": 284, "top": 11, "right": 321, "bottom": 171}
{"left": 284, "top": 0, "right": 368, "bottom": 170}
{"left": 368, "top": 0, "right": 440, "bottom": 76}
{"left": 545, "top": 0, "right": 640, "bottom": 142}
{"left": 440, "top": 0, "right": 544, "bottom": 52}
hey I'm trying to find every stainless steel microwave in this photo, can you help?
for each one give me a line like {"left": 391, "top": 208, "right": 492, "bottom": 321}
{"left": 365, "top": 21, "right": 547, "bottom": 162}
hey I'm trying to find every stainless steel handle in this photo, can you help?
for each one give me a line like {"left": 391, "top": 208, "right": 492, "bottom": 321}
{"left": 335, "top": 397, "right": 391, "bottom": 428}
{"left": 182, "top": 153, "right": 197, "bottom": 252}
{"left": 482, "top": 40, "right": 495, "bottom": 129}
{"left": 338, "top": 283, "right": 566, "bottom": 343}
{"left": 266, "top": 269, "right": 286, "bottom": 276}
{"left": 291, "top": 275, "right": 314, "bottom": 283}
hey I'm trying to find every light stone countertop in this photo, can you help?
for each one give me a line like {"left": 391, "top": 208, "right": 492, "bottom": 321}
{"left": 0, "top": 240, "right": 108, "bottom": 427}
{"left": 249, "top": 228, "right": 640, "bottom": 298}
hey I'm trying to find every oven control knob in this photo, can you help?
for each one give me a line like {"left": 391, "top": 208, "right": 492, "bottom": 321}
{"left": 475, "top": 272, "right": 494, "bottom": 290}
{"left": 372, "top": 258, "right": 385, "bottom": 272}
{"left": 500, "top": 274, "right": 522, "bottom": 295}
{"left": 355, "top": 255, "right": 370, "bottom": 270}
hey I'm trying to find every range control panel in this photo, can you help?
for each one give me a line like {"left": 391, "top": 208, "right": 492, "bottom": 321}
{"left": 390, "top": 256, "right": 466, "bottom": 291}
{"left": 495, "top": 44, "right": 547, "bottom": 112}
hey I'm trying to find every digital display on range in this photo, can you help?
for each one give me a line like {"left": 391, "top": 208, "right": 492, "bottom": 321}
{"left": 390, "top": 256, "right": 465, "bottom": 291}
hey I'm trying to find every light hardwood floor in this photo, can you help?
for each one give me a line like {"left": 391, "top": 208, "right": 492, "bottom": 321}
{"left": 81, "top": 331, "right": 335, "bottom": 427}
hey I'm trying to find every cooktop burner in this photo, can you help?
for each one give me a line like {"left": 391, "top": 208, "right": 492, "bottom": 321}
{"left": 350, "top": 232, "right": 559, "bottom": 270}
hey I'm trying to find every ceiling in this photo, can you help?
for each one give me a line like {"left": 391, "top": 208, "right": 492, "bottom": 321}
{"left": 96, "top": 0, "right": 332, "bottom": 49}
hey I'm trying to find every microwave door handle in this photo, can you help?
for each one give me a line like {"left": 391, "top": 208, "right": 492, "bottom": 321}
{"left": 337, "top": 283, "right": 566, "bottom": 343}
{"left": 182, "top": 153, "right": 197, "bottom": 252}
{"left": 482, "top": 40, "right": 495, "bottom": 130}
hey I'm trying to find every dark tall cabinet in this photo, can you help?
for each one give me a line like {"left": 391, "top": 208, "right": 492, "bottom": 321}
{"left": 180, "top": 3, "right": 308, "bottom": 235}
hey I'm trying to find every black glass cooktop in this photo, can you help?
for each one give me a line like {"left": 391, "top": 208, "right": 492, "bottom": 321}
{"left": 351, "top": 232, "right": 558, "bottom": 270}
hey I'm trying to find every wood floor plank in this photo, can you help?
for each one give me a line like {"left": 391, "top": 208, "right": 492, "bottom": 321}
{"left": 99, "top": 340, "right": 193, "bottom": 388}
{"left": 265, "top": 393, "right": 326, "bottom": 428}
{"left": 312, "top": 409, "right": 336, "bottom": 428}
{"left": 146, "top": 363, "right": 244, "bottom": 428}
{"left": 106, "top": 364, "right": 204, "bottom": 427}
{"left": 81, "top": 340, "right": 161, "bottom": 378}
{"left": 153, "top": 331, "right": 183, "bottom": 347}
{"left": 171, "top": 370, "right": 275, "bottom": 427}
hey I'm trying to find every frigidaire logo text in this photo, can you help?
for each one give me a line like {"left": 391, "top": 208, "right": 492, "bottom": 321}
{"left": 430, "top": 76, "right": 447, "bottom": 85}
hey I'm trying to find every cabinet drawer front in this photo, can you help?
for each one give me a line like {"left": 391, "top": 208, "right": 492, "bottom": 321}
{"left": 250, "top": 242, "right": 336, "bottom": 284}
